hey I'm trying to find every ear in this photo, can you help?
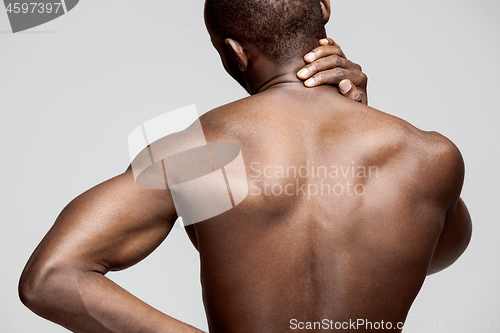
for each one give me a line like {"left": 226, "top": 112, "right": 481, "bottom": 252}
{"left": 319, "top": 0, "right": 331, "bottom": 24}
{"left": 225, "top": 38, "right": 248, "bottom": 72}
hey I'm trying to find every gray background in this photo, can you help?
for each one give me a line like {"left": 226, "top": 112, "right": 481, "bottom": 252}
{"left": 1, "top": 0, "right": 499, "bottom": 332}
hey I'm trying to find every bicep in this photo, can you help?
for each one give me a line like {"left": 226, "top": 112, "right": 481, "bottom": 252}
{"left": 424, "top": 133, "right": 472, "bottom": 275}
{"left": 27, "top": 168, "right": 178, "bottom": 275}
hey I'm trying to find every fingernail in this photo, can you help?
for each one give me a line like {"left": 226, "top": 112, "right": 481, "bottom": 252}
{"left": 320, "top": 38, "right": 329, "bottom": 44}
{"left": 304, "top": 52, "right": 315, "bottom": 62}
{"left": 305, "top": 77, "right": 316, "bottom": 87}
{"left": 339, "top": 80, "right": 352, "bottom": 94}
{"left": 297, "top": 68, "right": 309, "bottom": 78}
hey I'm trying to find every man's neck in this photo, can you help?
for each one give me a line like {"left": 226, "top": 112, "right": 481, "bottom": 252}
{"left": 254, "top": 72, "right": 305, "bottom": 94}
{"left": 246, "top": 57, "right": 309, "bottom": 95}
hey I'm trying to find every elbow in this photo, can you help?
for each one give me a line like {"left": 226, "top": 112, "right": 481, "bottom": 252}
{"left": 19, "top": 264, "right": 52, "bottom": 312}
{"left": 18, "top": 261, "right": 75, "bottom": 315}
{"left": 18, "top": 272, "right": 36, "bottom": 309}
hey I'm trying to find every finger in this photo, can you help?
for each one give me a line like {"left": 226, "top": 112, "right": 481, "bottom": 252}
{"left": 322, "top": 38, "right": 346, "bottom": 59}
{"left": 339, "top": 79, "right": 364, "bottom": 103}
{"left": 319, "top": 38, "right": 339, "bottom": 47}
{"left": 304, "top": 46, "right": 345, "bottom": 63}
{"left": 297, "top": 55, "right": 361, "bottom": 79}
{"left": 319, "top": 38, "right": 335, "bottom": 46}
{"left": 304, "top": 43, "right": 346, "bottom": 63}
{"left": 304, "top": 68, "right": 366, "bottom": 88}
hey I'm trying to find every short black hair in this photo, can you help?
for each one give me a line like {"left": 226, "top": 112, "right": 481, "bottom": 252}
{"left": 204, "top": 0, "right": 326, "bottom": 66}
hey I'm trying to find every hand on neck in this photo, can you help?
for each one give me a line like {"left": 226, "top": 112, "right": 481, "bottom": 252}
{"left": 219, "top": 37, "right": 335, "bottom": 96}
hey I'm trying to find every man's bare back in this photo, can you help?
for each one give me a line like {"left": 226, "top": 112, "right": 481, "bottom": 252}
{"left": 18, "top": 1, "right": 471, "bottom": 332}
{"left": 191, "top": 83, "right": 470, "bottom": 332}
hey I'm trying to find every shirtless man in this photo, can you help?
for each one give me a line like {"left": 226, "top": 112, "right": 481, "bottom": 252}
{"left": 18, "top": 0, "right": 471, "bottom": 332}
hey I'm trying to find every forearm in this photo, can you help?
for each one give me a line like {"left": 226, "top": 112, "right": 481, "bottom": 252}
{"left": 22, "top": 269, "right": 204, "bottom": 333}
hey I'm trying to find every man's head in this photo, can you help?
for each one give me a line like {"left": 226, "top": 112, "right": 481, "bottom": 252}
{"left": 204, "top": 0, "right": 331, "bottom": 92}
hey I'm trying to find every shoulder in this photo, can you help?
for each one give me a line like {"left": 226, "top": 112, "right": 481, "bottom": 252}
{"left": 360, "top": 109, "right": 464, "bottom": 203}
{"left": 198, "top": 95, "right": 272, "bottom": 145}
{"left": 421, "top": 130, "right": 465, "bottom": 196}
{"left": 400, "top": 126, "right": 465, "bottom": 205}
{"left": 352, "top": 108, "right": 424, "bottom": 163}
{"left": 364, "top": 108, "right": 462, "bottom": 169}
{"left": 422, "top": 131, "right": 463, "bottom": 164}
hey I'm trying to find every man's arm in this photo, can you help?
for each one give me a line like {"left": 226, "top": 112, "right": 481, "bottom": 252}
{"left": 18, "top": 168, "right": 203, "bottom": 333}
{"left": 428, "top": 197, "right": 472, "bottom": 275}
{"left": 427, "top": 137, "right": 472, "bottom": 275}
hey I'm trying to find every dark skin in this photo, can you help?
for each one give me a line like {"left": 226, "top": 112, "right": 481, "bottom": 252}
{"left": 19, "top": 1, "right": 471, "bottom": 332}
{"left": 18, "top": 41, "right": 368, "bottom": 333}
{"left": 196, "top": 1, "right": 471, "bottom": 327}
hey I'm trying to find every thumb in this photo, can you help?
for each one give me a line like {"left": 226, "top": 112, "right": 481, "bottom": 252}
{"left": 339, "top": 79, "right": 363, "bottom": 104}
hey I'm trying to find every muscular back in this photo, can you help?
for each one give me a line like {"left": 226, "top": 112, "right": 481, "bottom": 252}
{"left": 18, "top": 80, "right": 470, "bottom": 333}
{"left": 187, "top": 84, "right": 468, "bottom": 332}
